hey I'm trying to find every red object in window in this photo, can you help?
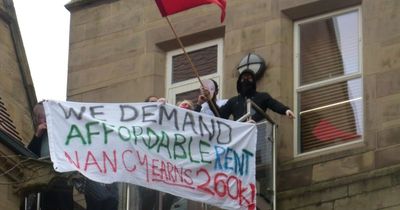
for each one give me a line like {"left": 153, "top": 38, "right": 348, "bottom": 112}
{"left": 155, "top": 0, "right": 226, "bottom": 22}
{"left": 313, "top": 120, "right": 358, "bottom": 141}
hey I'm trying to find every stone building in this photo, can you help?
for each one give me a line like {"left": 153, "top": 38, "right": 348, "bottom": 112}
{"left": 1, "top": 1, "right": 85, "bottom": 209}
{"left": 0, "top": 0, "right": 37, "bottom": 209}
{"left": 64, "top": 0, "right": 400, "bottom": 209}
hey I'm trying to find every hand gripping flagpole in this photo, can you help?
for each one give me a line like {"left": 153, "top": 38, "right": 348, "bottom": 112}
{"left": 165, "top": 16, "right": 220, "bottom": 117}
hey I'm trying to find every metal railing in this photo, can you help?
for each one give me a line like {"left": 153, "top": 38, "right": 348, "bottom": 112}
{"left": 237, "top": 99, "right": 276, "bottom": 210}
{"left": 145, "top": 99, "right": 277, "bottom": 210}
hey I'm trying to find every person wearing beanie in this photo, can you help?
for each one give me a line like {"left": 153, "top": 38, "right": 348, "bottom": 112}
{"left": 218, "top": 69, "right": 294, "bottom": 122}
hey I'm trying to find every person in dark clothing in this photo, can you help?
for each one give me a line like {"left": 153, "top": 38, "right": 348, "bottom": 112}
{"left": 28, "top": 102, "right": 49, "bottom": 157}
{"left": 194, "top": 79, "right": 227, "bottom": 116}
{"left": 28, "top": 102, "right": 119, "bottom": 210}
{"left": 27, "top": 102, "right": 74, "bottom": 210}
{"left": 217, "top": 70, "right": 294, "bottom": 122}
{"left": 84, "top": 179, "right": 119, "bottom": 210}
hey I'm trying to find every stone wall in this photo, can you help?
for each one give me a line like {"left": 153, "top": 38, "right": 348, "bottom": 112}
{"left": 0, "top": 176, "right": 19, "bottom": 210}
{"left": 278, "top": 166, "right": 400, "bottom": 210}
{"left": 66, "top": 0, "right": 400, "bottom": 209}
{"left": 67, "top": 0, "right": 167, "bottom": 102}
{"left": 276, "top": 0, "right": 400, "bottom": 209}
{"left": 0, "top": 0, "right": 35, "bottom": 143}
{"left": 0, "top": 1, "right": 37, "bottom": 209}
{"left": 66, "top": 0, "right": 289, "bottom": 106}
{"left": 0, "top": 144, "right": 24, "bottom": 210}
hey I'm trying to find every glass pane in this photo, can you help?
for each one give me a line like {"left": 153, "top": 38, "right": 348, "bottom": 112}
{"left": 299, "top": 78, "right": 363, "bottom": 153}
{"left": 299, "top": 10, "right": 359, "bottom": 85}
{"left": 176, "top": 89, "right": 200, "bottom": 105}
{"left": 172, "top": 45, "right": 218, "bottom": 83}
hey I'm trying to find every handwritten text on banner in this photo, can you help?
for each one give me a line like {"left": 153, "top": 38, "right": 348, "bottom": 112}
{"left": 44, "top": 100, "right": 257, "bottom": 210}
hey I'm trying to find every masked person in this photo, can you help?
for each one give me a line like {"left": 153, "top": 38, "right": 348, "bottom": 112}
{"left": 194, "top": 79, "right": 227, "bottom": 116}
{"left": 218, "top": 70, "right": 294, "bottom": 122}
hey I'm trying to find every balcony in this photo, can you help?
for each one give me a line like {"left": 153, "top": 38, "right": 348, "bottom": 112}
{"left": 17, "top": 100, "right": 277, "bottom": 210}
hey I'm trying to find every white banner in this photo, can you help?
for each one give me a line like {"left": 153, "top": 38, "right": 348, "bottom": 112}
{"left": 44, "top": 100, "right": 257, "bottom": 210}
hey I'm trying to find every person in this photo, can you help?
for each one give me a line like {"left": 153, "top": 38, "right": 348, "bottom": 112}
{"left": 27, "top": 102, "right": 74, "bottom": 210}
{"left": 145, "top": 95, "right": 159, "bottom": 102}
{"left": 194, "top": 79, "right": 227, "bottom": 116}
{"left": 28, "top": 102, "right": 50, "bottom": 158}
{"left": 84, "top": 179, "right": 119, "bottom": 210}
{"left": 178, "top": 100, "right": 194, "bottom": 110}
{"left": 215, "top": 69, "right": 295, "bottom": 122}
{"left": 134, "top": 95, "right": 167, "bottom": 210}
{"left": 145, "top": 95, "right": 167, "bottom": 104}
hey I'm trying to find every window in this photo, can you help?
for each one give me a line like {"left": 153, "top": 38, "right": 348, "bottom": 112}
{"left": 166, "top": 39, "right": 224, "bottom": 105}
{"left": 294, "top": 7, "right": 363, "bottom": 154}
{"left": 163, "top": 39, "right": 224, "bottom": 209}
{"left": 0, "top": 97, "right": 22, "bottom": 141}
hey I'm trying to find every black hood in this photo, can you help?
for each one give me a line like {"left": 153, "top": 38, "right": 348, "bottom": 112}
{"left": 237, "top": 70, "right": 257, "bottom": 97}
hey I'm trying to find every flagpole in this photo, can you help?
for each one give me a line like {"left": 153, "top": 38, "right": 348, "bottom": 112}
{"left": 165, "top": 17, "right": 204, "bottom": 86}
{"left": 165, "top": 16, "right": 220, "bottom": 117}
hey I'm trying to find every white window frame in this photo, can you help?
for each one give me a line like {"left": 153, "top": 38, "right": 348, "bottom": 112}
{"left": 165, "top": 39, "right": 224, "bottom": 105}
{"left": 293, "top": 7, "right": 363, "bottom": 157}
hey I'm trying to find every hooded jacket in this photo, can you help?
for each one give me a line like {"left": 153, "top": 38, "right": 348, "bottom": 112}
{"left": 218, "top": 70, "right": 289, "bottom": 122}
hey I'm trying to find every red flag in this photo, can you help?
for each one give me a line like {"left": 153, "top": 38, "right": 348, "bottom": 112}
{"left": 155, "top": 0, "right": 226, "bottom": 22}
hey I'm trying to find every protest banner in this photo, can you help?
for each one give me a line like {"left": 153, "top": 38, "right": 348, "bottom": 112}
{"left": 44, "top": 100, "right": 257, "bottom": 210}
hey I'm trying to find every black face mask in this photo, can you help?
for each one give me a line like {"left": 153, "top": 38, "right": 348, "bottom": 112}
{"left": 240, "top": 80, "right": 256, "bottom": 97}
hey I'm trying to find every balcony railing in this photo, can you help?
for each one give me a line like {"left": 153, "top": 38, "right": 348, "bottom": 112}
{"left": 122, "top": 99, "right": 277, "bottom": 210}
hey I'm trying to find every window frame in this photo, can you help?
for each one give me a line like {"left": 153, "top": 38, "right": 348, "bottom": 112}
{"left": 165, "top": 38, "right": 224, "bottom": 105}
{"left": 293, "top": 6, "right": 364, "bottom": 156}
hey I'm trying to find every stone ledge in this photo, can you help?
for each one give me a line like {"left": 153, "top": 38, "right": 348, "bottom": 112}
{"left": 278, "top": 164, "right": 400, "bottom": 199}
{"left": 281, "top": 0, "right": 362, "bottom": 20}
{"left": 279, "top": 141, "right": 370, "bottom": 171}
{"left": 348, "top": 175, "right": 392, "bottom": 196}
{"left": 65, "top": 0, "right": 119, "bottom": 12}
{"left": 156, "top": 26, "right": 225, "bottom": 52}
